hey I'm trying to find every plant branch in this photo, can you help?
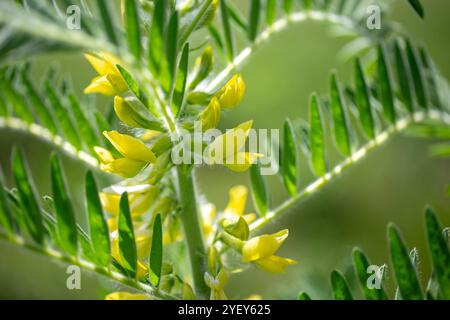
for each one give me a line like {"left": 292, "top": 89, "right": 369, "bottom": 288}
{"left": 176, "top": 166, "right": 210, "bottom": 299}
{"left": 204, "top": 10, "right": 385, "bottom": 93}
{"left": 0, "top": 117, "right": 100, "bottom": 170}
{"left": 0, "top": 233, "right": 177, "bottom": 300}
{"left": 250, "top": 110, "right": 450, "bottom": 231}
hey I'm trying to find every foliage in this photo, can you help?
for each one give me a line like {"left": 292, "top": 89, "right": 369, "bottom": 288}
{"left": 0, "top": 0, "right": 448, "bottom": 301}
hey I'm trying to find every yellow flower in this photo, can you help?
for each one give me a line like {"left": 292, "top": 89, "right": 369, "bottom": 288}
{"left": 105, "top": 292, "right": 152, "bottom": 300}
{"left": 224, "top": 185, "right": 256, "bottom": 223}
{"left": 215, "top": 74, "right": 246, "bottom": 109}
{"left": 200, "top": 97, "right": 221, "bottom": 130}
{"left": 242, "top": 230, "right": 297, "bottom": 273}
{"left": 100, "top": 188, "right": 157, "bottom": 217}
{"left": 201, "top": 203, "right": 217, "bottom": 240}
{"left": 114, "top": 96, "right": 142, "bottom": 128}
{"left": 206, "top": 121, "right": 262, "bottom": 172}
{"left": 205, "top": 270, "right": 228, "bottom": 300}
{"left": 95, "top": 131, "right": 157, "bottom": 178}
{"left": 84, "top": 52, "right": 128, "bottom": 96}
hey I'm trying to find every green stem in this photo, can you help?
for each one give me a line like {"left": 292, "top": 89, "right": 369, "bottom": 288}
{"left": 176, "top": 166, "right": 210, "bottom": 299}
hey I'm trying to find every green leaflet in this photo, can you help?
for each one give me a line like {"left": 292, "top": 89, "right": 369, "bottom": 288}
{"left": 281, "top": 119, "right": 298, "bottom": 196}
{"left": 377, "top": 45, "right": 396, "bottom": 124}
{"left": 95, "top": 0, "right": 118, "bottom": 45}
{"left": 249, "top": 163, "right": 270, "bottom": 217}
{"left": 283, "top": 0, "right": 293, "bottom": 14}
{"left": 248, "top": 0, "right": 261, "bottom": 42}
{"left": 425, "top": 207, "right": 450, "bottom": 299}
{"left": 1, "top": 79, "right": 33, "bottom": 124}
{"left": 0, "top": 166, "right": 14, "bottom": 236}
{"left": 227, "top": 3, "right": 248, "bottom": 33}
{"left": 68, "top": 93, "right": 101, "bottom": 152}
{"left": 160, "top": 12, "right": 179, "bottom": 94}
{"left": 331, "top": 270, "right": 353, "bottom": 300}
{"left": 220, "top": 0, "right": 234, "bottom": 61}
{"left": 388, "top": 223, "right": 423, "bottom": 300}
{"left": 394, "top": 40, "right": 414, "bottom": 113}
{"left": 85, "top": 171, "right": 110, "bottom": 268}
{"left": 309, "top": 93, "right": 326, "bottom": 177}
{"left": 0, "top": 95, "right": 8, "bottom": 117}
{"left": 330, "top": 72, "right": 352, "bottom": 157}
{"left": 405, "top": 39, "right": 428, "bottom": 110}
{"left": 149, "top": 214, "right": 163, "bottom": 287}
{"left": 298, "top": 292, "right": 311, "bottom": 300}
{"left": 172, "top": 43, "right": 189, "bottom": 118}
{"left": 353, "top": 248, "right": 388, "bottom": 300}
{"left": 116, "top": 65, "right": 144, "bottom": 101}
{"left": 50, "top": 154, "right": 78, "bottom": 257}
{"left": 118, "top": 192, "right": 137, "bottom": 277}
{"left": 408, "top": 0, "right": 424, "bottom": 18}
{"left": 12, "top": 148, "right": 44, "bottom": 244}
{"left": 124, "top": 0, "right": 141, "bottom": 60}
{"left": 21, "top": 72, "right": 58, "bottom": 135}
{"left": 266, "top": 0, "right": 277, "bottom": 26}
{"left": 148, "top": 0, "right": 167, "bottom": 75}
{"left": 354, "top": 59, "right": 376, "bottom": 139}
{"left": 45, "top": 82, "right": 82, "bottom": 150}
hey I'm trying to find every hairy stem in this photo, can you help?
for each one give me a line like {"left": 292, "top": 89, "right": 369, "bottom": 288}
{"left": 0, "top": 233, "right": 177, "bottom": 300}
{"left": 176, "top": 166, "right": 210, "bottom": 299}
{"left": 204, "top": 10, "right": 376, "bottom": 93}
{"left": 250, "top": 110, "right": 450, "bottom": 231}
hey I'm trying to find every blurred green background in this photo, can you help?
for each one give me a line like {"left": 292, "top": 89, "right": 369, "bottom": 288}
{"left": 1, "top": 0, "right": 450, "bottom": 299}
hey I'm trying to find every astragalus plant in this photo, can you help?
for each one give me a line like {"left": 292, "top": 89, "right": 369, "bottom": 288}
{"left": 0, "top": 0, "right": 449, "bottom": 300}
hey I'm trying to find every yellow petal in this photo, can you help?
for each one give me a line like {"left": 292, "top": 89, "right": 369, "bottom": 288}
{"left": 207, "top": 120, "right": 253, "bottom": 163}
{"left": 85, "top": 52, "right": 121, "bottom": 76}
{"left": 224, "top": 185, "right": 247, "bottom": 216}
{"left": 215, "top": 74, "right": 246, "bottom": 109}
{"left": 200, "top": 97, "right": 221, "bottom": 130}
{"left": 104, "top": 131, "right": 157, "bottom": 163}
{"left": 101, "top": 158, "right": 147, "bottom": 178}
{"left": 224, "top": 152, "right": 262, "bottom": 172}
{"left": 255, "top": 255, "right": 297, "bottom": 273}
{"left": 94, "top": 146, "right": 115, "bottom": 164}
{"left": 137, "top": 260, "right": 149, "bottom": 279}
{"left": 84, "top": 75, "right": 117, "bottom": 96}
{"left": 101, "top": 189, "right": 157, "bottom": 216}
{"left": 105, "top": 292, "right": 151, "bottom": 300}
{"left": 242, "top": 229, "right": 289, "bottom": 262}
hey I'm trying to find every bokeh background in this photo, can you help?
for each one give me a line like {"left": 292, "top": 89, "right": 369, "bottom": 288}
{"left": 0, "top": 0, "right": 450, "bottom": 299}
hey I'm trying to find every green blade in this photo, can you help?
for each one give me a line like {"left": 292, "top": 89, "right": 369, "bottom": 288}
{"left": 172, "top": 43, "right": 189, "bottom": 118}
{"left": 12, "top": 148, "right": 44, "bottom": 244}
{"left": 248, "top": 0, "right": 261, "bottom": 42}
{"left": 160, "top": 11, "right": 179, "bottom": 94}
{"left": 148, "top": 0, "right": 167, "bottom": 75}
{"left": 405, "top": 39, "right": 428, "bottom": 110}
{"left": 220, "top": 0, "right": 234, "bottom": 61}
{"left": 95, "top": 0, "right": 118, "bottom": 45}
{"left": 408, "top": 0, "right": 424, "bottom": 18}
{"left": 377, "top": 45, "right": 396, "bottom": 124}
{"left": 331, "top": 270, "right": 354, "bottom": 300}
{"left": 309, "top": 93, "right": 326, "bottom": 177}
{"left": 118, "top": 192, "right": 137, "bottom": 277}
{"left": 353, "top": 247, "right": 388, "bottom": 300}
{"left": 85, "top": 171, "right": 111, "bottom": 268}
{"left": 388, "top": 223, "right": 423, "bottom": 300}
{"left": 50, "top": 154, "right": 78, "bottom": 256}
{"left": 249, "top": 163, "right": 270, "bottom": 217}
{"left": 124, "top": 0, "right": 141, "bottom": 60}
{"left": 266, "top": 0, "right": 277, "bottom": 26}
{"left": 425, "top": 207, "right": 450, "bottom": 299}
{"left": 394, "top": 40, "right": 414, "bottom": 113}
{"left": 281, "top": 119, "right": 298, "bottom": 196}
{"left": 298, "top": 292, "right": 312, "bottom": 300}
{"left": 149, "top": 213, "right": 163, "bottom": 287}
{"left": 330, "top": 72, "right": 352, "bottom": 156}
{"left": 354, "top": 59, "right": 376, "bottom": 139}
{"left": 0, "top": 166, "right": 14, "bottom": 236}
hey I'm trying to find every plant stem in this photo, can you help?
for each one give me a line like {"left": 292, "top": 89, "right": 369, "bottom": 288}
{"left": 176, "top": 166, "right": 210, "bottom": 299}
